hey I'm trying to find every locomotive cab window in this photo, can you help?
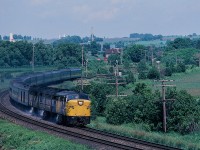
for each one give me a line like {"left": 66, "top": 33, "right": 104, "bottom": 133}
{"left": 79, "top": 93, "right": 89, "bottom": 100}
{"left": 67, "top": 94, "right": 79, "bottom": 100}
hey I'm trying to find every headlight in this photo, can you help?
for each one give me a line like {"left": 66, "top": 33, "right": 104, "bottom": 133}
{"left": 78, "top": 101, "right": 84, "bottom": 106}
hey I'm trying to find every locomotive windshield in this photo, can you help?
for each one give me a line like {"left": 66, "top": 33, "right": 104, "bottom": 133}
{"left": 65, "top": 93, "right": 89, "bottom": 101}
{"left": 66, "top": 94, "right": 79, "bottom": 101}
{"left": 79, "top": 93, "right": 89, "bottom": 100}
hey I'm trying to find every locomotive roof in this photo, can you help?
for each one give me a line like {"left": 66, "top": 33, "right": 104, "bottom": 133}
{"left": 56, "top": 91, "right": 78, "bottom": 96}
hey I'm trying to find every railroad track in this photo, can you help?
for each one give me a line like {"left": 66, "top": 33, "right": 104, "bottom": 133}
{"left": 0, "top": 90, "right": 180, "bottom": 150}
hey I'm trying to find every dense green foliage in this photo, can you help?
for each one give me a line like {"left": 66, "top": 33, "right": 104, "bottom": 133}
{"left": 147, "top": 67, "right": 160, "bottom": 79}
{"left": 81, "top": 82, "right": 114, "bottom": 116}
{"left": 0, "top": 41, "right": 83, "bottom": 68}
{"left": 168, "top": 90, "right": 200, "bottom": 134}
{"left": 0, "top": 41, "right": 33, "bottom": 67}
{"left": 108, "top": 54, "right": 121, "bottom": 65}
{"left": 1, "top": 36, "right": 200, "bottom": 136}
{"left": 106, "top": 98, "right": 128, "bottom": 125}
{"left": 105, "top": 83, "right": 200, "bottom": 134}
{"left": 124, "top": 45, "right": 146, "bottom": 62}
{"left": 54, "top": 43, "right": 82, "bottom": 68}
{"left": 89, "top": 117, "right": 200, "bottom": 150}
{"left": 90, "top": 41, "right": 101, "bottom": 56}
{"left": 125, "top": 71, "right": 135, "bottom": 84}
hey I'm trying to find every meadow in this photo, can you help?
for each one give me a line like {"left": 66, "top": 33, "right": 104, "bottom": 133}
{"left": 165, "top": 67, "right": 200, "bottom": 97}
{"left": 0, "top": 119, "right": 90, "bottom": 150}
{"left": 88, "top": 117, "right": 200, "bottom": 150}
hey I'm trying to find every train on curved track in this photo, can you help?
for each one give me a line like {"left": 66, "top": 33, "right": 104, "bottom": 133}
{"left": 9, "top": 68, "right": 91, "bottom": 126}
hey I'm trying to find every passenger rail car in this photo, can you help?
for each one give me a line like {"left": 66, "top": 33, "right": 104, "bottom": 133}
{"left": 9, "top": 68, "right": 91, "bottom": 126}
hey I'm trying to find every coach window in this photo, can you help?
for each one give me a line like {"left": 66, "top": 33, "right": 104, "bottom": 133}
{"left": 65, "top": 96, "right": 68, "bottom": 102}
{"left": 21, "top": 91, "right": 22, "bottom": 102}
{"left": 61, "top": 97, "right": 65, "bottom": 105}
{"left": 23, "top": 92, "right": 25, "bottom": 102}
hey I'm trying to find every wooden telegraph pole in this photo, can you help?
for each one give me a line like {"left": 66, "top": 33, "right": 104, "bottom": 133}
{"left": 82, "top": 45, "right": 84, "bottom": 67}
{"left": 155, "top": 80, "right": 175, "bottom": 132}
{"left": 150, "top": 46, "right": 154, "bottom": 66}
{"left": 107, "top": 60, "right": 127, "bottom": 98}
{"left": 32, "top": 44, "right": 35, "bottom": 72}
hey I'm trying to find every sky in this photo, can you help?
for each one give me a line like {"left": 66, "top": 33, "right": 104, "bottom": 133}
{"left": 0, "top": 0, "right": 200, "bottom": 39}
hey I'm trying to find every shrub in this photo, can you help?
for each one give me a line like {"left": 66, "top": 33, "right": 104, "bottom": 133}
{"left": 147, "top": 67, "right": 160, "bottom": 79}
{"left": 168, "top": 90, "right": 200, "bottom": 134}
{"left": 125, "top": 71, "right": 136, "bottom": 84}
{"left": 105, "top": 98, "right": 128, "bottom": 125}
{"left": 165, "top": 67, "right": 172, "bottom": 76}
{"left": 138, "top": 71, "right": 147, "bottom": 79}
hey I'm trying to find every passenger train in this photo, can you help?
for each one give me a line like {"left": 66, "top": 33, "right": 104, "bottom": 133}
{"left": 9, "top": 68, "right": 91, "bottom": 126}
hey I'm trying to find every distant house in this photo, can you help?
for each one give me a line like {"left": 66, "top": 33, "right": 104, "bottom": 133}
{"left": 105, "top": 48, "right": 122, "bottom": 59}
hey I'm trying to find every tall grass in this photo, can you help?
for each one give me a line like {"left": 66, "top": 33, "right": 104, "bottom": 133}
{"left": 88, "top": 117, "right": 200, "bottom": 150}
{"left": 0, "top": 119, "right": 91, "bottom": 150}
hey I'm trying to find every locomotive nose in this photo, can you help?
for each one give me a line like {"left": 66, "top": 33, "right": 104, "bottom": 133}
{"left": 77, "top": 117, "right": 84, "bottom": 123}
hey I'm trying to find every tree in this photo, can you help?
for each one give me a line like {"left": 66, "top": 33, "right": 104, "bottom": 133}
{"left": 137, "top": 60, "right": 148, "bottom": 73}
{"left": 176, "top": 62, "right": 186, "bottom": 73}
{"left": 90, "top": 41, "right": 100, "bottom": 56}
{"left": 103, "top": 43, "right": 110, "bottom": 50}
{"left": 124, "top": 45, "right": 146, "bottom": 63}
{"left": 54, "top": 43, "right": 82, "bottom": 67}
{"left": 0, "top": 35, "right": 2, "bottom": 40}
{"left": 3, "top": 36, "right": 9, "bottom": 41}
{"left": 87, "top": 83, "right": 114, "bottom": 115}
{"left": 167, "top": 38, "right": 193, "bottom": 49}
{"left": 53, "top": 35, "right": 82, "bottom": 46}
{"left": 108, "top": 54, "right": 121, "bottom": 65}
{"left": 125, "top": 71, "right": 135, "bottom": 84}
{"left": 147, "top": 67, "right": 160, "bottom": 79}
{"left": 138, "top": 71, "right": 147, "bottom": 79}
{"left": 168, "top": 90, "right": 200, "bottom": 134}
{"left": 130, "top": 83, "right": 161, "bottom": 129}
{"left": 196, "top": 39, "right": 200, "bottom": 49}
{"left": 106, "top": 98, "right": 128, "bottom": 125}
{"left": 165, "top": 67, "right": 172, "bottom": 76}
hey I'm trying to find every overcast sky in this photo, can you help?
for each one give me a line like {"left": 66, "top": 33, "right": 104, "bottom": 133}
{"left": 0, "top": 0, "right": 200, "bottom": 39}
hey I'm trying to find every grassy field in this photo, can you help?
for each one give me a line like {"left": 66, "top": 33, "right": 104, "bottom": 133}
{"left": 0, "top": 119, "right": 91, "bottom": 150}
{"left": 135, "top": 40, "right": 166, "bottom": 47}
{"left": 165, "top": 67, "right": 200, "bottom": 96}
{"left": 88, "top": 117, "right": 200, "bottom": 150}
{"left": 122, "top": 67, "right": 200, "bottom": 97}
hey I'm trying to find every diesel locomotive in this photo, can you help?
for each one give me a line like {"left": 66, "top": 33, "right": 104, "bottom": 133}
{"left": 9, "top": 68, "right": 91, "bottom": 126}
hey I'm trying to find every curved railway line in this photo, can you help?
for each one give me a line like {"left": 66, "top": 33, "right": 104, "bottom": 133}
{"left": 0, "top": 90, "right": 180, "bottom": 150}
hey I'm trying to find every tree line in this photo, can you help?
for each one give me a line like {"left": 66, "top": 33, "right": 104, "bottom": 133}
{"left": 0, "top": 41, "right": 83, "bottom": 68}
{"left": 82, "top": 82, "right": 200, "bottom": 134}
{"left": 130, "top": 33, "right": 163, "bottom": 41}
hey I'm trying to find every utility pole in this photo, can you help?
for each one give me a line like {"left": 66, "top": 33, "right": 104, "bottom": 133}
{"left": 120, "top": 49, "right": 123, "bottom": 65}
{"left": 155, "top": 80, "right": 175, "bottom": 132}
{"left": 32, "top": 44, "right": 35, "bottom": 72}
{"left": 107, "top": 60, "right": 127, "bottom": 98}
{"left": 175, "top": 49, "right": 178, "bottom": 66}
{"left": 150, "top": 46, "right": 154, "bottom": 66}
{"left": 82, "top": 45, "right": 84, "bottom": 67}
{"left": 144, "top": 50, "right": 147, "bottom": 63}
{"left": 196, "top": 53, "right": 200, "bottom": 67}
{"left": 85, "top": 59, "right": 88, "bottom": 77}
{"left": 77, "top": 77, "right": 90, "bottom": 92}
{"left": 116, "top": 60, "right": 119, "bottom": 97}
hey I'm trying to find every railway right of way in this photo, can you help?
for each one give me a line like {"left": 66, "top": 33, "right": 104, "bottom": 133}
{"left": 0, "top": 90, "right": 181, "bottom": 150}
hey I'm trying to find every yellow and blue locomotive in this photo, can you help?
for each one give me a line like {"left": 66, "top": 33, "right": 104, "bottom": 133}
{"left": 9, "top": 68, "right": 91, "bottom": 126}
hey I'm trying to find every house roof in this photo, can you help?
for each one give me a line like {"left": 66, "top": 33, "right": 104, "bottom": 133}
{"left": 105, "top": 48, "right": 122, "bottom": 54}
